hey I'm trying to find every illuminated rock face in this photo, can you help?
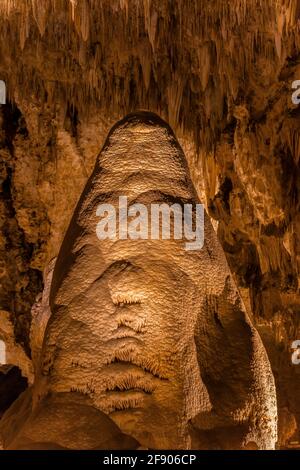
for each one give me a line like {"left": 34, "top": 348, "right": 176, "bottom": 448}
{"left": 0, "top": 2, "right": 299, "bottom": 446}
{"left": 2, "top": 113, "right": 277, "bottom": 449}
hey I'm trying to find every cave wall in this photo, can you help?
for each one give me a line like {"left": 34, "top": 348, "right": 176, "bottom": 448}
{"left": 0, "top": 0, "right": 299, "bottom": 447}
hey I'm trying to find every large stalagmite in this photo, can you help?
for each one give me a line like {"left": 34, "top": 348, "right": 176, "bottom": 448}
{"left": 0, "top": 112, "right": 277, "bottom": 449}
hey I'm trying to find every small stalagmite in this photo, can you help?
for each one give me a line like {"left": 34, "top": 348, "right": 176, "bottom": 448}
{"left": 0, "top": 112, "right": 277, "bottom": 450}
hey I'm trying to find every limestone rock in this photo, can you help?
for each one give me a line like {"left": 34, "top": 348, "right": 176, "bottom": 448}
{"left": 1, "top": 113, "right": 277, "bottom": 450}
{"left": 0, "top": 0, "right": 299, "bottom": 448}
{"left": 0, "top": 310, "right": 33, "bottom": 383}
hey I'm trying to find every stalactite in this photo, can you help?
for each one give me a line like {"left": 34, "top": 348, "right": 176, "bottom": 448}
{"left": 19, "top": 6, "right": 30, "bottom": 50}
{"left": 0, "top": 0, "right": 298, "bottom": 149}
{"left": 167, "top": 74, "right": 184, "bottom": 129}
{"left": 31, "top": 0, "right": 47, "bottom": 36}
{"left": 70, "top": 0, "right": 77, "bottom": 21}
{"left": 79, "top": 0, "right": 90, "bottom": 42}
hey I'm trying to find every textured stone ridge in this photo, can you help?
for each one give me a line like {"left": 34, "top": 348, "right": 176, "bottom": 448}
{"left": 0, "top": 112, "right": 277, "bottom": 450}
{"left": 0, "top": 0, "right": 299, "bottom": 448}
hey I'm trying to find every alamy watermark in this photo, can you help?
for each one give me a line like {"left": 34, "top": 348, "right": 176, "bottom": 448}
{"left": 291, "top": 80, "right": 300, "bottom": 105}
{"left": 95, "top": 196, "right": 204, "bottom": 251}
{"left": 0, "top": 80, "right": 6, "bottom": 105}
{"left": 291, "top": 340, "right": 300, "bottom": 365}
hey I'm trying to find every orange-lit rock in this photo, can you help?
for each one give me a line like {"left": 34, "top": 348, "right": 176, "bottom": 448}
{"left": 0, "top": 0, "right": 299, "bottom": 449}
{"left": 0, "top": 113, "right": 277, "bottom": 449}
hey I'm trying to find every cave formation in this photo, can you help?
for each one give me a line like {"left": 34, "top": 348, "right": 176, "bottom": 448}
{"left": 0, "top": 0, "right": 299, "bottom": 450}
